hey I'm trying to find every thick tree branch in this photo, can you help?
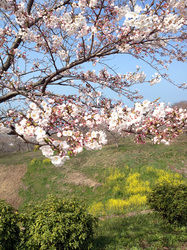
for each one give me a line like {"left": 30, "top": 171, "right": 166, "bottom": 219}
{"left": 0, "top": 86, "right": 32, "bottom": 103}
{"left": 27, "top": 0, "right": 34, "bottom": 14}
{"left": 0, "top": 37, "right": 22, "bottom": 76}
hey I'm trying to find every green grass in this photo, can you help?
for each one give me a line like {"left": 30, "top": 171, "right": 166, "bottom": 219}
{"left": 0, "top": 135, "right": 186, "bottom": 249}
{"left": 0, "top": 150, "right": 44, "bottom": 165}
{"left": 0, "top": 136, "right": 186, "bottom": 210}
{"left": 93, "top": 213, "right": 187, "bottom": 249}
{"left": 15, "top": 136, "right": 186, "bottom": 212}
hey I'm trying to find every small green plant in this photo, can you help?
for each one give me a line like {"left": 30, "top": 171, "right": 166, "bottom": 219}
{"left": 42, "top": 158, "right": 51, "bottom": 165}
{"left": 19, "top": 195, "right": 98, "bottom": 249}
{"left": 29, "top": 158, "right": 40, "bottom": 165}
{"left": 147, "top": 182, "right": 187, "bottom": 224}
{"left": 0, "top": 199, "right": 20, "bottom": 250}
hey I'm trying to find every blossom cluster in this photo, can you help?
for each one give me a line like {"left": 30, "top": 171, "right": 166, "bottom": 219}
{"left": 5, "top": 97, "right": 186, "bottom": 167}
{"left": 108, "top": 100, "right": 186, "bottom": 145}
{"left": 0, "top": 0, "right": 187, "bottom": 167}
{"left": 7, "top": 99, "right": 108, "bottom": 166}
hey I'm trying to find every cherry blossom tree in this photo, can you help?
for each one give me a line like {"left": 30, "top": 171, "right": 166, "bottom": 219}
{"left": 0, "top": 0, "right": 186, "bottom": 166}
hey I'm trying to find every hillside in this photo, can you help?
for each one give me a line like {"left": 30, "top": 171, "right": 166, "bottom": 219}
{"left": 0, "top": 135, "right": 186, "bottom": 249}
{"left": 0, "top": 135, "right": 186, "bottom": 208}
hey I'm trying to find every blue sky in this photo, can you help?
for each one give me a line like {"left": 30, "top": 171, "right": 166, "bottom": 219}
{"left": 99, "top": 54, "right": 187, "bottom": 107}
{"left": 49, "top": 53, "right": 186, "bottom": 108}
{"left": 2, "top": 1, "right": 186, "bottom": 109}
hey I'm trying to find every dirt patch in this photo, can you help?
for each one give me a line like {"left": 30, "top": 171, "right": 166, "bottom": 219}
{"left": 168, "top": 164, "right": 187, "bottom": 178}
{"left": 65, "top": 172, "right": 101, "bottom": 188}
{"left": 99, "top": 210, "right": 153, "bottom": 221}
{"left": 180, "top": 242, "right": 187, "bottom": 250}
{"left": 0, "top": 164, "right": 27, "bottom": 209}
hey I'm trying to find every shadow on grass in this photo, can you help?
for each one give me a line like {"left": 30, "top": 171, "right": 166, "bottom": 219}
{"left": 92, "top": 213, "right": 187, "bottom": 249}
{"left": 93, "top": 235, "right": 115, "bottom": 250}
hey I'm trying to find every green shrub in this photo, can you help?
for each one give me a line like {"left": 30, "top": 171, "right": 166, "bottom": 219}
{"left": 19, "top": 195, "right": 98, "bottom": 249}
{"left": 147, "top": 183, "right": 187, "bottom": 224}
{"left": 0, "top": 199, "right": 20, "bottom": 250}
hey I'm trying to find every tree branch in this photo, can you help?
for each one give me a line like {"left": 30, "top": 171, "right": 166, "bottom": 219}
{"left": 27, "top": 0, "right": 34, "bottom": 14}
{"left": 0, "top": 0, "right": 71, "bottom": 78}
{"left": 0, "top": 37, "right": 22, "bottom": 76}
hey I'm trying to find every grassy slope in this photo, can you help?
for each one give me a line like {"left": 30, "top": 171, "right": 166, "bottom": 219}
{"left": 15, "top": 136, "right": 186, "bottom": 208}
{"left": 0, "top": 135, "right": 186, "bottom": 249}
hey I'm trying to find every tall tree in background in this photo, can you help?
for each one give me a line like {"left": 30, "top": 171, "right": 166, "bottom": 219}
{"left": 0, "top": 0, "right": 186, "bottom": 166}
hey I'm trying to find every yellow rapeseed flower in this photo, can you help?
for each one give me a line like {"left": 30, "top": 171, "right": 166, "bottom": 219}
{"left": 42, "top": 158, "right": 51, "bottom": 164}
{"left": 105, "top": 199, "right": 128, "bottom": 213}
{"left": 88, "top": 202, "right": 105, "bottom": 216}
{"left": 155, "top": 169, "right": 184, "bottom": 185}
{"left": 126, "top": 194, "right": 147, "bottom": 206}
{"left": 125, "top": 173, "right": 151, "bottom": 195}
{"left": 105, "top": 168, "right": 125, "bottom": 186}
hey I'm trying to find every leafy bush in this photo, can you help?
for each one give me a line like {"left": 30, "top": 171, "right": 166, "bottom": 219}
{"left": 147, "top": 183, "right": 187, "bottom": 224}
{"left": 0, "top": 199, "right": 20, "bottom": 249}
{"left": 19, "top": 195, "right": 98, "bottom": 249}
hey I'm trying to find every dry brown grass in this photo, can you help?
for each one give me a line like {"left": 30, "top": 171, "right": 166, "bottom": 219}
{"left": 0, "top": 164, "right": 27, "bottom": 209}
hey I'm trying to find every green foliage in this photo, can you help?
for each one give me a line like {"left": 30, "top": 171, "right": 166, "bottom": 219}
{"left": 147, "top": 183, "right": 187, "bottom": 224}
{"left": 19, "top": 195, "right": 98, "bottom": 249}
{"left": 0, "top": 199, "right": 20, "bottom": 250}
